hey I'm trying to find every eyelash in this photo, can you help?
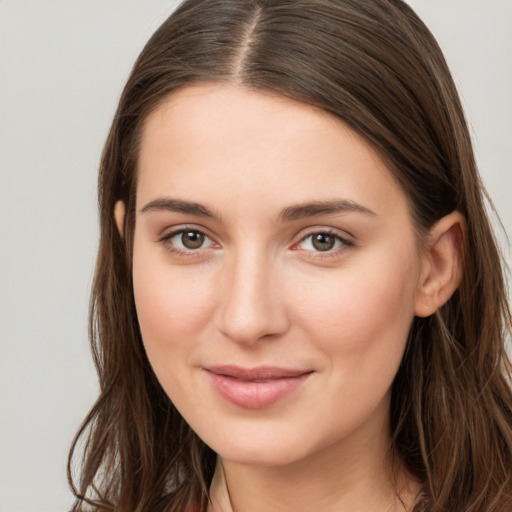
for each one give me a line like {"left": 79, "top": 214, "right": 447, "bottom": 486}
{"left": 294, "top": 230, "right": 355, "bottom": 257}
{"left": 158, "top": 227, "right": 355, "bottom": 258}
{"left": 159, "top": 226, "right": 217, "bottom": 257}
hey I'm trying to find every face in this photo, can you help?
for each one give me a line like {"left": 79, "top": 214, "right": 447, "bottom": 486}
{"left": 131, "top": 84, "right": 426, "bottom": 467}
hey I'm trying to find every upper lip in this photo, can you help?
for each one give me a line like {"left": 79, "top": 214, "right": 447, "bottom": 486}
{"left": 204, "top": 365, "right": 313, "bottom": 381}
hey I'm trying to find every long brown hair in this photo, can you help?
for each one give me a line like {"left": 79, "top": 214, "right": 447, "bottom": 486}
{"left": 68, "top": 1, "right": 512, "bottom": 510}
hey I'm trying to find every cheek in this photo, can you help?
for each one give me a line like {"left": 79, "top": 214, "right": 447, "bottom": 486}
{"left": 287, "top": 253, "right": 419, "bottom": 443}
{"left": 132, "top": 245, "right": 216, "bottom": 371}
{"left": 294, "top": 250, "right": 419, "bottom": 366}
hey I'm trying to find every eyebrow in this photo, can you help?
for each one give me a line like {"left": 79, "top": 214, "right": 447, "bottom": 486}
{"left": 278, "top": 199, "right": 376, "bottom": 221}
{"left": 139, "top": 197, "right": 376, "bottom": 221}
{"left": 139, "top": 198, "right": 220, "bottom": 219}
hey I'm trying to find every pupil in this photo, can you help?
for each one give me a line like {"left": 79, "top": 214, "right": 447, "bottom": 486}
{"left": 182, "top": 231, "right": 204, "bottom": 249}
{"left": 312, "top": 233, "right": 334, "bottom": 251}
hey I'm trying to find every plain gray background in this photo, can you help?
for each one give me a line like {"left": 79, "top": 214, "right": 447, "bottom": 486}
{"left": 0, "top": 1, "right": 510, "bottom": 511}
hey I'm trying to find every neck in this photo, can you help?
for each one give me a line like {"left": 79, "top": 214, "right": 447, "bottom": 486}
{"left": 207, "top": 416, "right": 421, "bottom": 512}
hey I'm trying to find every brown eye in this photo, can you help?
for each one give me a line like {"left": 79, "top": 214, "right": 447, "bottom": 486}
{"left": 161, "top": 228, "right": 216, "bottom": 255}
{"left": 181, "top": 230, "right": 205, "bottom": 249}
{"left": 296, "top": 231, "right": 350, "bottom": 254}
{"left": 312, "top": 233, "right": 336, "bottom": 251}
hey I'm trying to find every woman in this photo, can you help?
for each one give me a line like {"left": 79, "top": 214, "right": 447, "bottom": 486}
{"left": 68, "top": 0, "right": 512, "bottom": 510}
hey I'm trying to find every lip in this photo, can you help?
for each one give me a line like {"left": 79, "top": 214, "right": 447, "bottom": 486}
{"left": 204, "top": 365, "right": 313, "bottom": 409}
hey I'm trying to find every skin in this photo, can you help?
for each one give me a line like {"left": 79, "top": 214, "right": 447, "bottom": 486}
{"left": 116, "top": 84, "right": 463, "bottom": 511}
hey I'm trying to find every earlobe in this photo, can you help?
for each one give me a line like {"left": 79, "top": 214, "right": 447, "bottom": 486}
{"left": 415, "top": 211, "right": 465, "bottom": 317}
{"left": 114, "top": 200, "right": 126, "bottom": 239}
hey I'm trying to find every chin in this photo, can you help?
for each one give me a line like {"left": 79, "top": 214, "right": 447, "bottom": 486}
{"left": 216, "top": 444, "right": 305, "bottom": 467}
{"left": 197, "top": 423, "right": 316, "bottom": 468}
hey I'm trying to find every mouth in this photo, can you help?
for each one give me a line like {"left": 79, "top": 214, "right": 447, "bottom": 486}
{"left": 203, "top": 365, "right": 313, "bottom": 409}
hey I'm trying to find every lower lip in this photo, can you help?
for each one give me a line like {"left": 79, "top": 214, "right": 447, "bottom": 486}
{"left": 206, "top": 371, "right": 311, "bottom": 409}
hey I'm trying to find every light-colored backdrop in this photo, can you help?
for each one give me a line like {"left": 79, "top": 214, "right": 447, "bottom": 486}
{"left": 0, "top": 1, "right": 510, "bottom": 511}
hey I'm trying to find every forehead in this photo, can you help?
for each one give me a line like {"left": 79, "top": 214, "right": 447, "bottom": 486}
{"left": 136, "top": 83, "right": 408, "bottom": 220}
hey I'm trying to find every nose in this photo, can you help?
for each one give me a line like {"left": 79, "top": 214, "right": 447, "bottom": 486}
{"left": 215, "top": 249, "right": 290, "bottom": 346}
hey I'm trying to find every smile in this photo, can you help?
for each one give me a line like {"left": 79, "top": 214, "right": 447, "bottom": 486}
{"left": 204, "top": 366, "right": 313, "bottom": 409}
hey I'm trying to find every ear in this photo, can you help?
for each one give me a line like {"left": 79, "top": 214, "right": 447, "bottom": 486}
{"left": 415, "top": 211, "right": 465, "bottom": 317}
{"left": 114, "top": 200, "right": 126, "bottom": 238}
